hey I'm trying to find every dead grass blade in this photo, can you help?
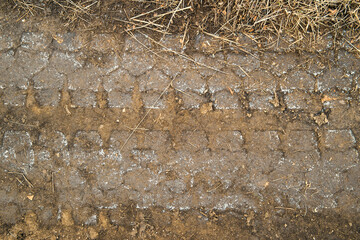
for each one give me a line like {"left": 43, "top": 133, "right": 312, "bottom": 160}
{"left": 7, "top": 0, "right": 360, "bottom": 51}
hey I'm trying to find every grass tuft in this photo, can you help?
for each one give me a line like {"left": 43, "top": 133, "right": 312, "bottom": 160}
{"left": 5, "top": 0, "right": 360, "bottom": 50}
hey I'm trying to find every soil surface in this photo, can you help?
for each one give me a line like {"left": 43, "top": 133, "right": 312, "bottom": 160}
{"left": 0, "top": 10, "right": 360, "bottom": 240}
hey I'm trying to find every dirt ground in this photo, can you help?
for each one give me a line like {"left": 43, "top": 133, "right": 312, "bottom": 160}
{"left": 0, "top": 4, "right": 360, "bottom": 239}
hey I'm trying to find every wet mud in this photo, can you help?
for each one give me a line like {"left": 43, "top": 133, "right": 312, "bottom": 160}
{"left": 0, "top": 12, "right": 360, "bottom": 239}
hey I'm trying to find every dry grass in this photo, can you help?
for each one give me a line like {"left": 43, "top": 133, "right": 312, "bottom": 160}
{"left": 5, "top": 0, "right": 360, "bottom": 49}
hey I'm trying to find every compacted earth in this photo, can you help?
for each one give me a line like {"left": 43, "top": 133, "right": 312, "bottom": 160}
{"left": 0, "top": 8, "right": 360, "bottom": 240}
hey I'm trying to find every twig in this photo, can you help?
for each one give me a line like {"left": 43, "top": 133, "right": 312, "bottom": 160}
{"left": 115, "top": 18, "right": 170, "bottom": 35}
{"left": 188, "top": 141, "right": 197, "bottom": 148}
{"left": 162, "top": 0, "right": 183, "bottom": 40}
{"left": 131, "top": 18, "right": 165, "bottom": 29}
{"left": 15, "top": 177, "right": 24, "bottom": 186}
{"left": 202, "top": 31, "right": 255, "bottom": 57}
{"left": 126, "top": 31, "right": 162, "bottom": 59}
{"left": 130, "top": 5, "right": 166, "bottom": 20}
{"left": 9, "top": 172, "right": 34, "bottom": 188}
{"left": 275, "top": 207, "right": 295, "bottom": 210}
{"left": 173, "top": 87, "right": 192, "bottom": 97}
{"left": 125, "top": 126, "right": 149, "bottom": 131}
{"left": 181, "top": 19, "right": 190, "bottom": 49}
{"left": 51, "top": 171, "right": 55, "bottom": 193}
{"left": 206, "top": 182, "right": 223, "bottom": 193}
{"left": 6, "top": 120, "right": 38, "bottom": 128}
{"left": 148, "top": 6, "right": 192, "bottom": 19}
{"left": 344, "top": 39, "right": 360, "bottom": 53}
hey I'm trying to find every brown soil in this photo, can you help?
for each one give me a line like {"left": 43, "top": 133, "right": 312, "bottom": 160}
{"left": 0, "top": 3, "right": 360, "bottom": 240}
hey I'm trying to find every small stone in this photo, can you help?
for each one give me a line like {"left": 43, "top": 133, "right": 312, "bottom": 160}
{"left": 61, "top": 209, "right": 74, "bottom": 226}
{"left": 24, "top": 211, "right": 39, "bottom": 231}
{"left": 200, "top": 102, "right": 213, "bottom": 114}
{"left": 99, "top": 211, "right": 111, "bottom": 228}
{"left": 27, "top": 195, "right": 34, "bottom": 201}
{"left": 88, "top": 227, "right": 99, "bottom": 239}
{"left": 312, "top": 112, "right": 328, "bottom": 126}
